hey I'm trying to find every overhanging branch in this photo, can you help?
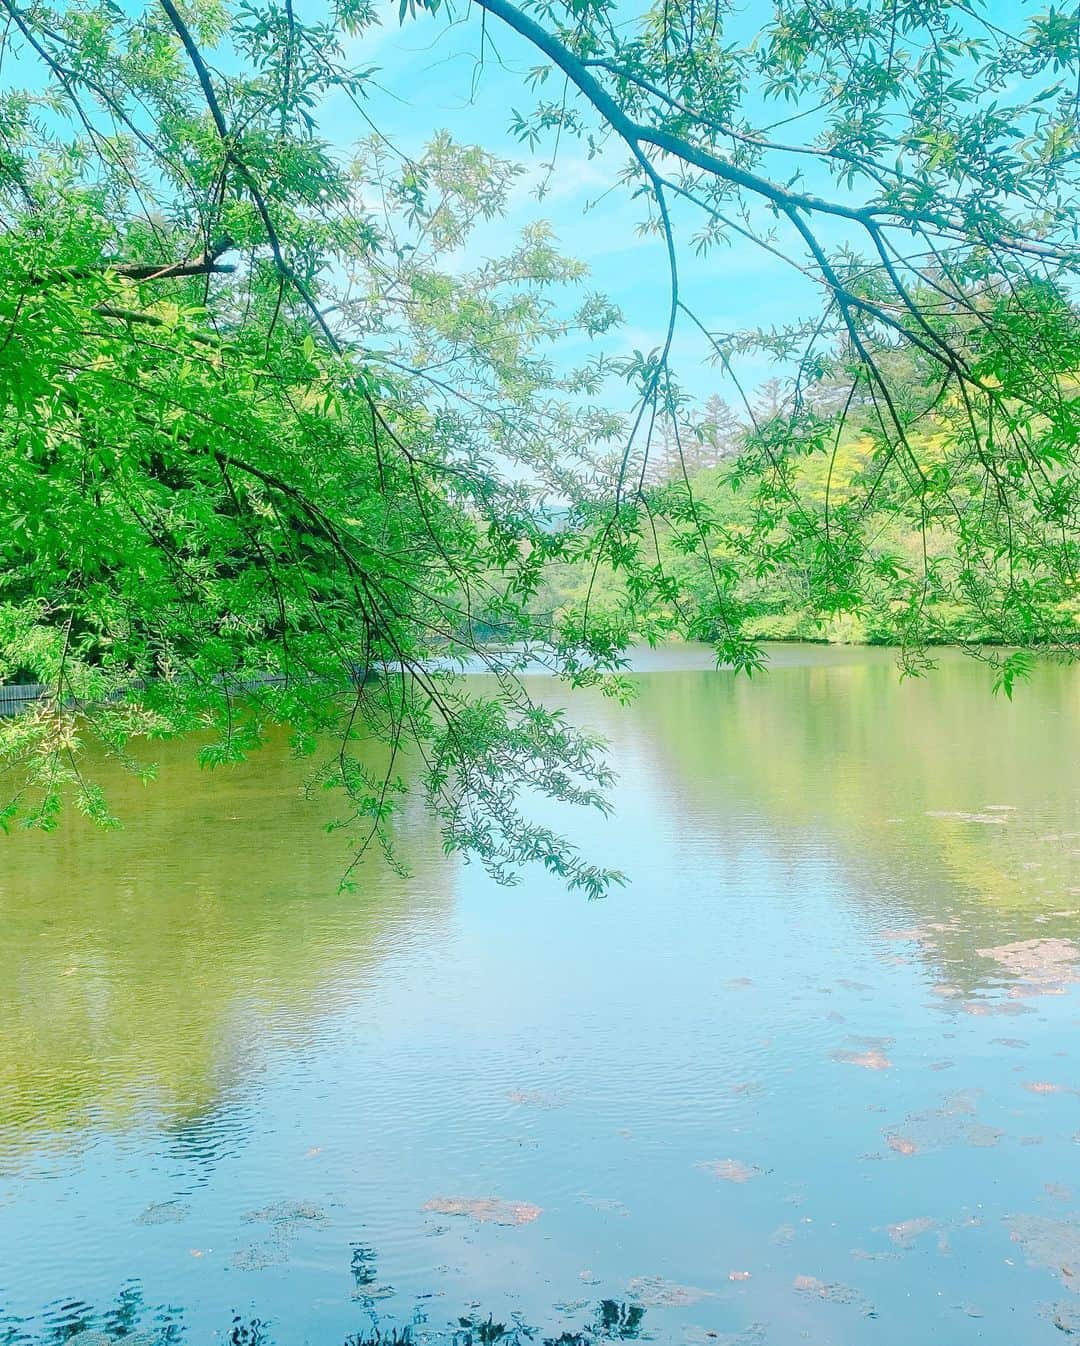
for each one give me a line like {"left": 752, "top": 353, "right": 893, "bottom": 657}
{"left": 30, "top": 236, "right": 236, "bottom": 288}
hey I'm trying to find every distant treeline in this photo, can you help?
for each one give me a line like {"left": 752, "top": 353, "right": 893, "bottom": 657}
{"left": 531, "top": 369, "right": 1080, "bottom": 652}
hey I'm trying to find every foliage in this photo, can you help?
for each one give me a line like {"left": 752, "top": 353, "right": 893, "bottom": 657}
{"left": 536, "top": 359, "right": 1080, "bottom": 659}
{"left": 0, "top": 0, "right": 1077, "bottom": 886}
{"left": 450, "top": 0, "right": 1080, "bottom": 677}
{"left": 0, "top": 26, "right": 626, "bottom": 890}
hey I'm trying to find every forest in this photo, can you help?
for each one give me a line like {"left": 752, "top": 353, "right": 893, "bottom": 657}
{"left": 538, "top": 367, "right": 1080, "bottom": 650}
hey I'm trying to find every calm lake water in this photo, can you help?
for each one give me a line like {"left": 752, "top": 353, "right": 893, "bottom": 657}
{"left": 2, "top": 645, "right": 1079, "bottom": 1345}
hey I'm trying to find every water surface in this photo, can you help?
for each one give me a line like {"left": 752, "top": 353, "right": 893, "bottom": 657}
{"left": 1, "top": 645, "right": 1078, "bottom": 1344}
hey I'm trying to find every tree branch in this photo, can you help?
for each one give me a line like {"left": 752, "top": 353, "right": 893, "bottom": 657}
{"left": 472, "top": 0, "right": 877, "bottom": 227}
{"left": 31, "top": 236, "right": 236, "bottom": 288}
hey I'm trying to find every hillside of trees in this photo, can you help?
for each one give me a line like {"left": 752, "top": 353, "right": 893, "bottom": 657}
{"left": 536, "top": 348, "right": 1080, "bottom": 673}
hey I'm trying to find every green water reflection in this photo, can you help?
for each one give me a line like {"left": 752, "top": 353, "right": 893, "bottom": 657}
{"left": 0, "top": 730, "right": 449, "bottom": 1146}
{"left": 631, "top": 646, "right": 1079, "bottom": 984}
{"left": 2, "top": 649, "right": 1077, "bottom": 1143}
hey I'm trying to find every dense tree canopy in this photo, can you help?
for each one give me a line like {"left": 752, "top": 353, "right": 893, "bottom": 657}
{"left": 0, "top": 0, "right": 1077, "bottom": 886}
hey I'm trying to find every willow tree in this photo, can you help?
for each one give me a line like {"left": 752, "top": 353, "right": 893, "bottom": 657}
{"left": 0, "top": 0, "right": 1077, "bottom": 883}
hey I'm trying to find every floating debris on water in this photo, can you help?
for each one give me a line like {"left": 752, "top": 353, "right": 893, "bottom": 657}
{"left": 234, "top": 1200, "right": 329, "bottom": 1272}
{"left": 422, "top": 1197, "right": 541, "bottom": 1225}
{"left": 135, "top": 1201, "right": 189, "bottom": 1226}
{"left": 698, "top": 1159, "right": 764, "bottom": 1183}
{"left": 886, "top": 1217, "right": 936, "bottom": 1248}
{"left": 232, "top": 1240, "right": 289, "bottom": 1271}
{"left": 1007, "top": 1213, "right": 1080, "bottom": 1289}
{"left": 1049, "top": 1300, "right": 1080, "bottom": 1335}
{"left": 682, "top": 1326, "right": 767, "bottom": 1346}
{"left": 244, "top": 1201, "right": 327, "bottom": 1227}
{"left": 793, "top": 1275, "right": 875, "bottom": 1315}
{"left": 977, "top": 938, "right": 1080, "bottom": 996}
{"left": 626, "top": 1275, "right": 712, "bottom": 1308}
{"left": 832, "top": 1048, "right": 892, "bottom": 1071}
{"left": 883, "top": 1091, "right": 1002, "bottom": 1157}
{"left": 961, "top": 999, "right": 1034, "bottom": 1017}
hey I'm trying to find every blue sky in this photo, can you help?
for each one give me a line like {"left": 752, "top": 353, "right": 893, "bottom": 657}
{"left": 314, "top": 0, "right": 1052, "bottom": 412}
{"left": 319, "top": 5, "right": 824, "bottom": 407}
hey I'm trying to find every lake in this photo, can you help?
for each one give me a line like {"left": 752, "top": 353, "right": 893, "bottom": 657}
{"left": 1, "top": 645, "right": 1078, "bottom": 1345}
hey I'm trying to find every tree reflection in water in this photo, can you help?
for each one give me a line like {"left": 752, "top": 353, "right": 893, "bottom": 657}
{"left": 0, "top": 1288, "right": 650, "bottom": 1346}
